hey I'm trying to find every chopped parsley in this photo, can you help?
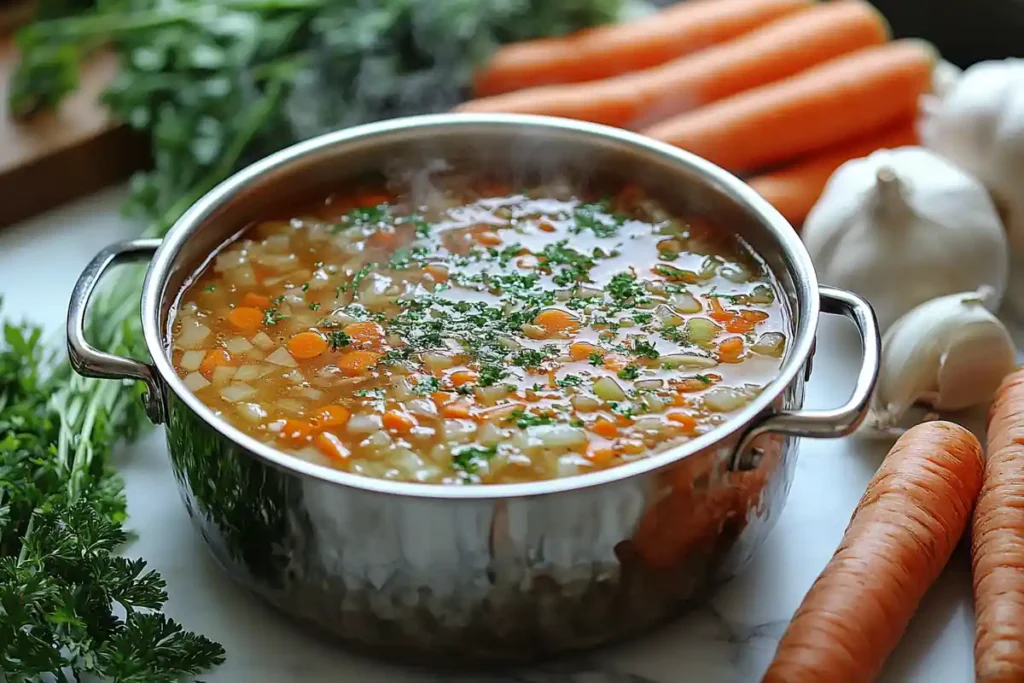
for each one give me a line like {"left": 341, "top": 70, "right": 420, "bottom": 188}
{"left": 413, "top": 375, "right": 441, "bottom": 395}
{"left": 263, "top": 296, "right": 286, "bottom": 326}
{"left": 630, "top": 339, "right": 660, "bottom": 359}
{"left": 556, "top": 374, "right": 583, "bottom": 388}
{"left": 478, "top": 364, "right": 508, "bottom": 387}
{"left": 570, "top": 202, "right": 624, "bottom": 238}
{"left": 617, "top": 364, "right": 642, "bottom": 381}
{"left": 607, "top": 272, "right": 645, "bottom": 304}
{"left": 203, "top": 284, "right": 216, "bottom": 292}
{"left": 308, "top": 302, "right": 321, "bottom": 311}
{"left": 327, "top": 330, "right": 351, "bottom": 350}
{"left": 452, "top": 444, "right": 498, "bottom": 474}
{"left": 512, "top": 348, "right": 550, "bottom": 368}
{"left": 507, "top": 409, "right": 556, "bottom": 428}
{"left": 588, "top": 352, "right": 605, "bottom": 366}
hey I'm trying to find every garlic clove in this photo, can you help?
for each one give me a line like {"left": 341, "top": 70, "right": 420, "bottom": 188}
{"left": 868, "top": 289, "right": 1016, "bottom": 431}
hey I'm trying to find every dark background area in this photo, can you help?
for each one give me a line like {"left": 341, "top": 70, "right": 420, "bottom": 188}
{"left": 870, "top": 0, "right": 1024, "bottom": 67}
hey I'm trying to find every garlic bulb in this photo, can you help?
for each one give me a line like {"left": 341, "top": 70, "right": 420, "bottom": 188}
{"left": 919, "top": 59, "right": 1024, "bottom": 253}
{"left": 868, "top": 289, "right": 1016, "bottom": 432}
{"left": 803, "top": 147, "right": 1008, "bottom": 332}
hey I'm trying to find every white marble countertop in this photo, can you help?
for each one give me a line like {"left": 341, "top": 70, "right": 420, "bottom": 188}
{"left": 0, "top": 187, "right": 982, "bottom": 682}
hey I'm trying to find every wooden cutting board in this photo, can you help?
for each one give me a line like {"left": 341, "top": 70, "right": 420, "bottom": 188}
{"left": 0, "top": 11, "right": 148, "bottom": 228}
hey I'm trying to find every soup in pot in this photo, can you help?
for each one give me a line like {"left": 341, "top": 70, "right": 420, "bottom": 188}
{"left": 170, "top": 177, "right": 788, "bottom": 484}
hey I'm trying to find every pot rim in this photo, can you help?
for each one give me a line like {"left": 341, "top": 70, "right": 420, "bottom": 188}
{"left": 141, "top": 113, "right": 819, "bottom": 500}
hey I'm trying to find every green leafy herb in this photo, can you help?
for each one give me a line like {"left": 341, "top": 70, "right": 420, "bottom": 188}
{"left": 327, "top": 330, "right": 351, "bottom": 350}
{"left": 556, "top": 374, "right": 583, "bottom": 388}
{"left": 588, "top": 352, "right": 605, "bottom": 366}
{"left": 630, "top": 339, "right": 660, "bottom": 359}
{"left": 478, "top": 364, "right": 508, "bottom": 387}
{"left": 617, "top": 364, "right": 641, "bottom": 380}
{"left": 451, "top": 444, "right": 498, "bottom": 474}
{"left": 506, "top": 409, "right": 556, "bottom": 428}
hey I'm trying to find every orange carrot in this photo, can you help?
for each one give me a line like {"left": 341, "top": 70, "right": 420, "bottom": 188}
{"left": 242, "top": 292, "right": 271, "bottom": 308}
{"left": 763, "top": 421, "right": 984, "bottom": 683}
{"left": 644, "top": 39, "right": 936, "bottom": 174}
{"left": 570, "top": 342, "right": 603, "bottom": 361}
{"left": 343, "top": 321, "right": 385, "bottom": 348}
{"left": 314, "top": 431, "right": 350, "bottom": 462}
{"left": 312, "top": 405, "right": 350, "bottom": 429}
{"left": 473, "top": 0, "right": 812, "bottom": 97}
{"left": 382, "top": 410, "right": 417, "bottom": 434}
{"left": 287, "top": 331, "right": 328, "bottom": 360}
{"left": 666, "top": 412, "right": 697, "bottom": 432}
{"left": 748, "top": 119, "right": 918, "bottom": 226}
{"left": 460, "top": 0, "right": 887, "bottom": 129}
{"left": 450, "top": 370, "right": 479, "bottom": 387}
{"left": 337, "top": 350, "right": 381, "bottom": 376}
{"left": 591, "top": 416, "right": 619, "bottom": 439}
{"left": 533, "top": 308, "right": 581, "bottom": 336}
{"left": 278, "top": 419, "right": 314, "bottom": 444}
{"left": 227, "top": 306, "right": 263, "bottom": 333}
{"left": 973, "top": 369, "right": 1024, "bottom": 682}
{"left": 198, "top": 348, "right": 232, "bottom": 378}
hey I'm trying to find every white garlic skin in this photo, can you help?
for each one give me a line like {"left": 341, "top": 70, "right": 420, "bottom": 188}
{"left": 920, "top": 59, "right": 1024, "bottom": 254}
{"left": 803, "top": 147, "right": 1008, "bottom": 332}
{"left": 869, "top": 290, "right": 1016, "bottom": 431}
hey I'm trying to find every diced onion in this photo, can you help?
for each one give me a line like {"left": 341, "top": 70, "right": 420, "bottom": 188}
{"left": 593, "top": 376, "right": 627, "bottom": 401}
{"left": 477, "top": 422, "right": 504, "bottom": 446}
{"left": 176, "top": 320, "right": 211, "bottom": 349}
{"left": 225, "top": 337, "right": 254, "bottom": 354}
{"left": 391, "top": 376, "right": 413, "bottom": 401}
{"left": 634, "top": 416, "right": 664, "bottom": 432}
{"left": 237, "top": 402, "right": 267, "bottom": 423}
{"left": 669, "top": 292, "right": 702, "bottom": 314}
{"left": 721, "top": 264, "right": 751, "bottom": 283}
{"left": 685, "top": 317, "right": 721, "bottom": 348}
{"left": 704, "top": 386, "right": 753, "bottom": 413}
{"left": 348, "top": 413, "right": 383, "bottom": 434}
{"left": 234, "top": 364, "right": 272, "bottom": 381}
{"left": 183, "top": 372, "right": 210, "bottom": 392}
{"left": 267, "top": 347, "right": 298, "bottom": 367}
{"left": 211, "top": 365, "right": 237, "bottom": 385}
{"left": 282, "top": 369, "right": 307, "bottom": 385}
{"left": 220, "top": 383, "right": 256, "bottom": 403}
{"left": 475, "top": 385, "right": 508, "bottom": 406}
{"left": 214, "top": 249, "right": 248, "bottom": 271}
{"left": 224, "top": 265, "right": 256, "bottom": 287}
{"left": 406, "top": 398, "right": 438, "bottom": 418}
{"left": 293, "top": 387, "right": 323, "bottom": 400}
{"left": 654, "top": 304, "right": 683, "bottom": 328}
{"left": 571, "top": 394, "right": 601, "bottom": 412}
{"left": 442, "top": 420, "right": 477, "bottom": 444}
{"left": 246, "top": 330, "right": 272, "bottom": 350}
{"left": 261, "top": 233, "right": 291, "bottom": 253}
{"left": 528, "top": 424, "right": 586, "bottom": 448}
{"left": 661, "top": 353, "right": 719, "bottom": 369}
{"left": 751, "top": 332, "right": 786, "bottom": 358}
{"left": 641, "top": 393, "right": 666, "bottom": 413}
{"left": 747, "top": 284, "right": 775, "bottom": 305}
{"left": 277, "top": 398, "right": 306, "bottom": 414}
{"left": 422, "top": 353, "right": 454, "bottom": 373}
{"left": 634, "top": 379, "right": 664, "bottom": 391}
{"left": 179, "top": 350, "right": 206, "bottom": 372}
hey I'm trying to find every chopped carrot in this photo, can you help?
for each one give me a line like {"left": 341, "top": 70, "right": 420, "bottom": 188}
{"left": 644, "top": 40, "right": 937, "bottom": 174}
{"left": 472, "top": 0, "right": 812, "bottom": 97}
{"left": 337, "top": 350, "right": 381, "bottom": 376}
{"left": 587, "top": 446, "right": 618, "bottom": 464}
{"left": 343, "top": 321, "right": 386, "bottom": 348}
{"left": 314, "top": 431, "right": 350, "bottom": 463}
{"left": 442, "top": 398, "right": 474, "bottom": 419}
{"left": 432, "top": 391, "right": 455, "bottom": 408}
{"left": 708, "top": 297, "right": 731, "bottom": 322}
{"left": 620, "top": 438, "right": 645, "bottom": 455}
{"left": 198, "top": 349, "right": 232, "bottom": 378}
{"left": 739, "top": 310, "right": 770, "bottom": 323}
{"left": 423, "top": 264, "right": 450, "bottom": 284}
{"left": 725, "top": 317, "right": 757, "bottom": 334}
{"left": 674, "top": 375, "right": 718, "bottom": 393}
{"left": 603, "top": 354, "right": 630, "bottom": 372}
{"left": 570, "top": 341, "right": 604, "bottom": 361}
{"left": 591, "top": 417, "right": 619, "bottom": 439}
{"left": 763, "top": 422, "right": 984, "bottom": 683}
{"left": 748, "top": 118, "right": 918, "bottom": 226}
{"left": 973, "top": 369, "right": 1024, "bottom": 682}
{"left": 716, "top": 337, "right": 745, "bottom": 363}
{"left": 533, "top": 308, "right": 581, "bottom": 336}
{"left": 476, "top": 230, "right": 503, "bottom": 246}
{"left": 279, "top": 419, "right": 314, "bottom": 444}
{"left": 288, "top": 331, "right": 329, "bottom": 360}
{"left": 382, "top": 410, "right": 417, "bottom": 434}
{"left": 460, "top": 0, "right": 887, "bottom": 129}
{"left": 242, "top": 292, "right": 271, "bottom": 308}
{"left": 537, "top": 220, "right": 557, "bottom": 233}
{"left": 666, "top": 412, "right": 697, "bottom": 432}
{"left": 228, "top": 306, "right": 263, "bottom": 333}
{"left": 312, "top": 405, "right": 351, "bottom": 429}
{"left": 450, "top": 370, "right": 479, "bottom": 387}
{"left": 368, "top": 227, "right": 401, "bottom": 249}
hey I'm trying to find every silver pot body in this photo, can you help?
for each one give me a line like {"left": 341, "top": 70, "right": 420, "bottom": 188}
{"left": 67, "top": 114, "right": 879, "bottom": 663}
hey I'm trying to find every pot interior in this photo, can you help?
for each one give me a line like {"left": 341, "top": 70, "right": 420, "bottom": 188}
{"left": 144, "top": 115, "right": 818, "bottom": 493}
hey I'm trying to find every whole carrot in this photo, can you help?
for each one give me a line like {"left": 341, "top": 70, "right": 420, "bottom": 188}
{"left": 748, "top": 119, "right": 918, "bottom": 226}
{"left": 460, "top": 0, "right": 889, "bottom": 130}
{"left": 763, "top": 421, "right": 984, "bottom": 683}
{"left": 973, "top": 368, "right": 1024, "bottom": 682}
{"left": 645, "top": 39, "right": 937, "bottom": 174}
{"left": 473, "top": 0, "right": 813, "bottom": 97}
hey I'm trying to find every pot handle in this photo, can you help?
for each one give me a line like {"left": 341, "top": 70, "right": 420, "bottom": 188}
{"left": 730, "top": 286, "right": 880, "bottom": 471}
{"left": 67, "top": 238, "right": 166, "bottom": 425}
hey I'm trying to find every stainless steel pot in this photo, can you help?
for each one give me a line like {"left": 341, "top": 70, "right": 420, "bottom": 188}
{"left": 67, "top": 114, "right": 879, "bottom": 663}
